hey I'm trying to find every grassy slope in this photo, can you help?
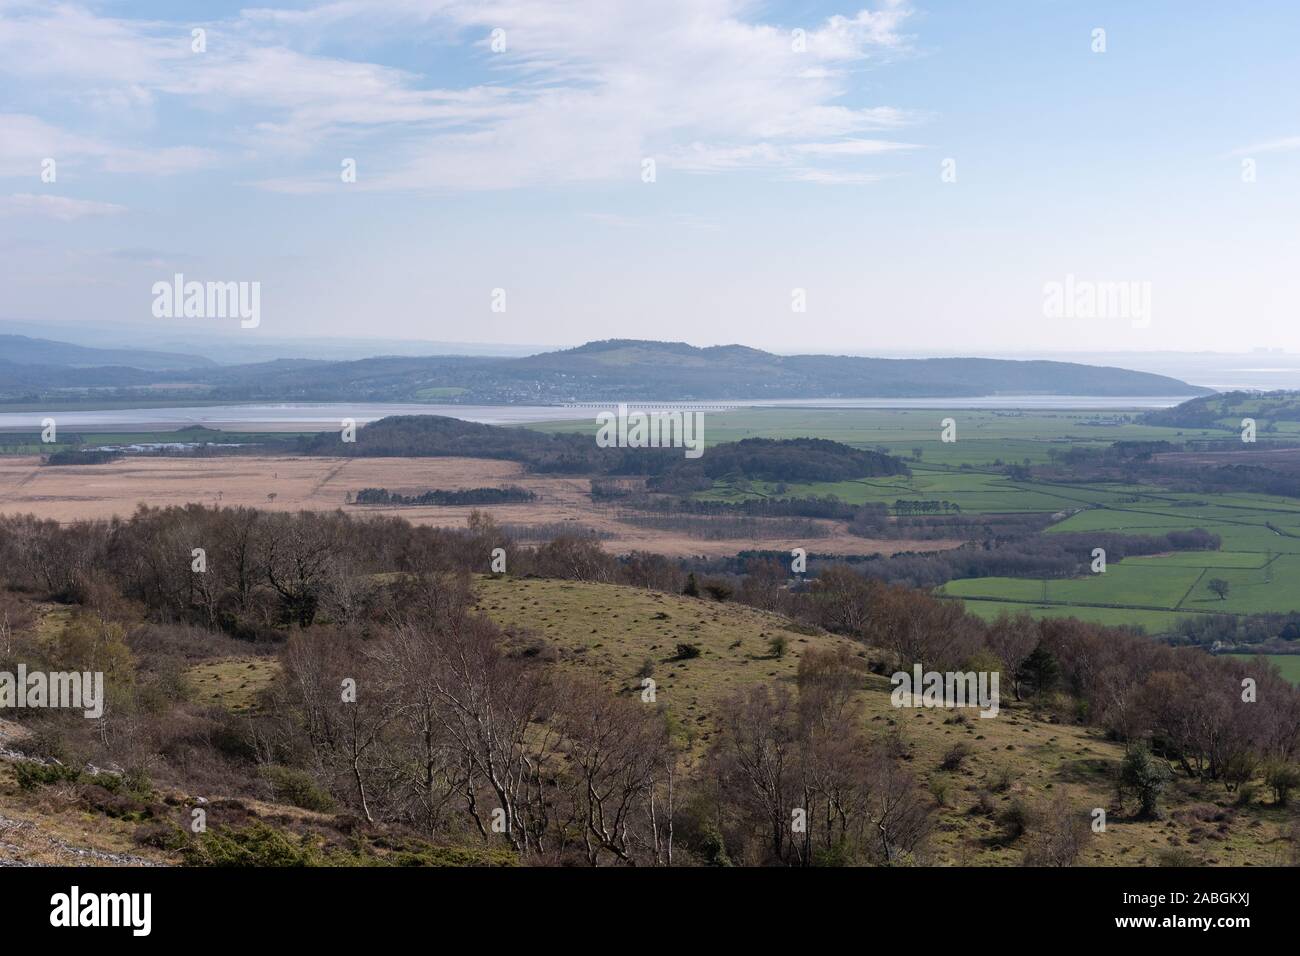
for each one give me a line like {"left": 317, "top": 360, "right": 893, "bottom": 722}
{"left": 3, "top": 580, "right": 1294, "bottom": 865}
{"left": 474, "top": 577, "right": 1298, "bottom": 865}
{"left": 187, "top": 657, "right": 280, "bottom": 712}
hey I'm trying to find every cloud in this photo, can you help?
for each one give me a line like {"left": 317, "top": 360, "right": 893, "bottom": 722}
{"left": 792, "top": 138, "right": 920, "bottom": 156}
{"left": 784, "top": 168, "right": 887, "bottom": 185}
{"left": 0, "top": 193, "right": 126, "bottom": 220}
{"left": 0, "top": 113, "right": 218, "bottom": 177}
{"left": 1232, "top": 136, "right": 1300, "bottom": 156}
{"left": 0, "top": 0, "right": 926, "bottom": 191}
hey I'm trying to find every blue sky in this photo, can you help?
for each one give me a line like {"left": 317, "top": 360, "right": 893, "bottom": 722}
{"left": 1, "top": 0, "right": 1298, "bottom": 354}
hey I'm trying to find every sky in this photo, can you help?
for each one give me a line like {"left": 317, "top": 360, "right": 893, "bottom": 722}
{"left": 1, "top": 0, "right": 1298, "bottom": 356}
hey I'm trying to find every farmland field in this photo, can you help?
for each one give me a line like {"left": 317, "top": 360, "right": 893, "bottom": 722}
{"left": 531, "top": 406, "right": 1225, "bottom": 464}
{"left": 949, "top": 599, "right": 1191, "bottom": 633}
{"left": 1224, "top": 653, "right": 1300, "bottom": 685}
{"left": 561, "top": 407, "right": 1300, "bottom": 635}
{"left": 0, "top": 454, "right": 951, "bottom": 558}
{"left": 534, "top": 407, "right": 1300, "bottom": 634}
{"left": 940, "top": 508, "right": 1300, "bottom": 632}
{"left": 9, "top": 406, "right": 1300, "bottom": 632}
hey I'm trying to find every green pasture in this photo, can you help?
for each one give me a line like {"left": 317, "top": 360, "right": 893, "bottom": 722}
{"left": 940, "top": 562, "right": 1205, "bottom": 610}
{"left": 1224, "top": 653, "right": 1300, "bottom": 685}
{"left": 700, "top": 467, "right": 1096, "bottom": 514}
{"left": 530, "top": 406, "right": 1228, "bottom": 466}
{"left": 950, "top": 598, "right": 1190, "bottom": 634}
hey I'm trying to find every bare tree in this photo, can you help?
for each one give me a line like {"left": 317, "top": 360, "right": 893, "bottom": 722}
{"left": 551, "top": 675, "right": 673, "bottom": 865}
{"left": 985, "top": 612, "right": 1038, "bottom": 700}
{"left": 1021, "top": 791, "right": 1091, "bottom": 866}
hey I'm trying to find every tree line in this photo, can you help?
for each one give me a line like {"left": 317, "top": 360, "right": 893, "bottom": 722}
{"left": 352, "top": 486, "right": 536, "bottom": 506}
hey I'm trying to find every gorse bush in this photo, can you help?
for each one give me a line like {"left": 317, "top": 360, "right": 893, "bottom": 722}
{"left": 15, "top": 762, "right": 82, "bottom": 790}
{"left": 259, "top": 765, "right": 337, "bottom": 814}
{"left": 183, "top": 822, "right": 327, "bottom": 867}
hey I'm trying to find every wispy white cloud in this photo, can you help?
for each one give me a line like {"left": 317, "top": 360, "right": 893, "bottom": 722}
{"left": 0, "top": 0, "right": 925, "bottom": 191}
{"left": 784, "top": 168, "right": 887, "bottom": 185}
{"left": 0, "top": 113, "right": 218, "bottom": 177}
{"left": 792, "top": 138, "right": 920, "bottom": 156}
{"left": 1232, "top": 136, "right": 1300, "bottom": 156}
{"left": 0, "top": 193, "right": 126, "bottom": 220}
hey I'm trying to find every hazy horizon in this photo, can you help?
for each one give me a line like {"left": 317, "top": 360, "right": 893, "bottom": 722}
{"left": 5, "top": 315, "right": 1300, "bottom": 359}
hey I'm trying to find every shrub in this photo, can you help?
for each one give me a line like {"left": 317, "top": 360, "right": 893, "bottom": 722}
{"left": 1021, "top": 792, "right": 1091, "bottom": 867}
{"left": 260, "top": 765, "right": 337, "bottom": 813}
{"left": 989, "top": 764, "right": 1014, "bottom": 793}
{"left": 1155, "top": 846, "right": 1199, "bottom": 867}
{"left": 122, "top": 766, "right": 154, "bottom": 797}
{"left": 80, "top": 784, "right": 152, "bottom": 821}
{"left": 702, "top": 580, "right": 733, "bottom": 602}
{"left": 13, "top": 728, "right": 73, "bottom": 765}
{"left": 672, "top": 643, "right": 701, "bottom": 661}
{"left": 998, "top": 798, "right": 1030, "bottom": 841}
{"left": 1264, "top": 761, "right": 1300, "bottom": 807}
{"left": 971, "top": 789, "right": 997, "bottom": 817}
{"left": 695, "top": 823, "right": 732, "bottom": 867}
{"left": 767, "top": 635, "right": 789, "bottom": 659}
{"left": 812, "top": 839, "right": 854, "bottom": 867}
{"left": 1120, "top": 744, "right": 1172, "bottom": 819}
{"left": 132, "top": 821, "right": 187, "bottom": 851}
{"left": 182, "top": 821, "right": 326, "bottom": 867}
{"left": 15, "top": 762, "right": 81, "bottom": 790}
{"left": 940, "top": 742, "right": 971, "bottom": 772}
{"left": 384, "top": 845, "right": 518, "bottom": 867}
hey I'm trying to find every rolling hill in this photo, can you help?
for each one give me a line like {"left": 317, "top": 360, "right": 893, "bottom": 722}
{"left": 0, "top": 334, "right": 214, "bottom": 371}
{"left": 0, "top": 337, "right": 1212, "bottom": 405}
{"left": 4, "top": 577, "right": 1289, "bottom": 866}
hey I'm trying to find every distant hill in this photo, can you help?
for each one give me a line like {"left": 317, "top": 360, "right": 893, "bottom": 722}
{"left": 0, "top": 334, "right": 213, "bottom": 371}
{"left": 0, "top": 358, "right": 162, "bottom": 390}
{"left": 186, "top": 339, "right": 1213, "bottom": 403}
{"left": 1142, "top": 390, "right": 1300, "bottom": 430}
{"left": 0, "top": 337, "right": 1212, "bottom": 404}
{"left": 500, "top": 339, "right": 1210, "bottom": 400}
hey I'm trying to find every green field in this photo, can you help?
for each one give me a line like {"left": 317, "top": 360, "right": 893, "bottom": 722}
{"left": 950, "top": 598, "right": 1191, "bottom": 634}
{"left": 941, "top": 562, "right": 1204, "bottom": 609}
{"left": 940, "top": 544, "right": 1300, "bottom": 634}
{"left": 1224, "top": 653, "right": 1300, "bottom": 685}
{"left": 7, "top": 405, "right": 1300, "bottom": 636}
{"left": 531, "top": 406, "right": 1226, "bottom": 465}
{"left": 532, "top": 407, "right": 1300, "bottom": 634}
